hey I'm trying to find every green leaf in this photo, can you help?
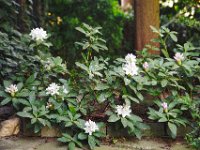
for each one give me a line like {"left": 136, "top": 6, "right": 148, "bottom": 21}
{"left": 65, "top": 122, "right": 73, "bottom": 127}
{"left": 108, "top": 114, "right": 120, "bottom": 122}
{"left": 68, "top": 142, "right": 75, "bottom": 150}
{"left": 34, "top": 124, "right": 41, "bottom": 133}
{"left": 58, "top": 137, "right": 70, "bottom": 143}
{"left": 31, "top": 118, "right": 37, "bottom": 124}
{"left": 170, "top": 33, "right": 177, "bottom": 42}
{"left": 158, "top": 117, "right": 168, "bottom": 122}
{"left": 136, "top": 92, "right": 144, "bottom": 101}
{"left": 16, "top": 89, "right": 29, "bottom": 97}
{"left": 128, "top": 114, "right": 143, "bottom": 122}
{"left": 29, "top": 91, "right": 35, "bottom": 104}
{"left": 0, "top": 91, "right": 8, "bottom": 97}
{"left": 161, "top": 80, "right": 168, "bottom": 87}
{"left": 78, "top": 132, "right": 87, "bottom": 140}
{"left": 134, "top": 128, "right": 142, "bottom": 140}
{"left": 124, "top": 78, "right": 131, "bottom": 85}
{"left": 25, "top": 73, "right": 37, "bottom": 84}
{"left": 18, "top": 99, "right": 30, "bottom": 106}
{"left": 1, "top": 97, "right": 11, "bottom": 105}
{"left": 17, "top": 112, "right": 33, "bottom": 118}
{"left": 38, "top": 118, "right": 47, "bottom": 126}
{"left": 97, "top": 93, "right": 106, "bottom": 103}
{"left": 94, "top": 83, "right": 109, "bottom": 91}
{"left": 17, "top": 83, "right": 23, "bottom": 91}
{"left": 122, "top": 95, "right": 139, "bottom": 103}
{"left": 88, "top": 135, "right": 96, "bottom": 150}
{"left": 75, "top": 27, "right": 87, "bottom": 34}
{"left": 3, "top": 80, "right": 12, "bottom": 88}
{"left": 168, "top": 122, "right": 177, "bottom": 138}
{"left": 121, "top": 118, "right": 128, "bottom": 128}
{"left": 93, "top": 132, "right": 105, "bottom": 138}
{"left": 75, "top": 62, "right": 88, "bottom": 72}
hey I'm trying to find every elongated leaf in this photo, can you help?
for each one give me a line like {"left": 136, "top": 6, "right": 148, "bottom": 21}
{"left": 3, "top": 80, "right": 12, "bottom": 88}
{"left": 1, "top": 97, "right": 11, "bottom": 105}
{"left": 108, "top": 114, "right": 120, "bottom": 122}
{"left": 168, "top": 122, "right": 177, "bottom": 138}
{"left": 121, "top": 118, "right": 128, "bottom": 128}
{"left": 68, "top": 142, "right": 75, "bottom": 150}
{"left": 78, "top": 133, "right": 87, "bottom": 140}
{"left": 17, "top": 111, "right": 33, "bottom": 118}
{"left": 75, "top": 62, "right": 88, "bottom": 72}
{"left": 88, "top": 135, "right": 96, "bottom": 150}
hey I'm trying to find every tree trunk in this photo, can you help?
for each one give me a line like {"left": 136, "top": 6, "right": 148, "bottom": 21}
{"left": 16, "top": 0, "right": 27, "bottom": 32}
{"left": 134, "top": 0, "right": 160, "bottom": 54}
{"left": 33, "top": 0, "right": 46, "bottom": 27}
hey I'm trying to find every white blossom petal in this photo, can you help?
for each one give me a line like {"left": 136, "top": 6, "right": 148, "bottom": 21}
{"left": 30, "top": 28, "right": 47, "bottom": 41}
{"left": 84, "top": 120, "right": 99, "bottom": 135}
{"left": 46, "top": 83, "right": 60, "bottom": 96}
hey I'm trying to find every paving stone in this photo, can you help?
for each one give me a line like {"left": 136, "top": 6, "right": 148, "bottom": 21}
{"left": 0, "top": 137, "right": 194, "bottom": 150}
{"left": 0, "top": 117, "right": 20, "bottom": 137}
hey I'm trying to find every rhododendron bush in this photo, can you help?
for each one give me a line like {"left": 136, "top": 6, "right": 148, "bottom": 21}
{"left": 0, "top": 24, "right": 199, "bottom": 150}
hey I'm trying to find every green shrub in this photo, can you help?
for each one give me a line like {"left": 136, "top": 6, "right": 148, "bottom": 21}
{"left": 0, "top": 24, "right": 199, "bottom": 150}
{"left": 46, "top": 0, "right": 127, "bottom": 64}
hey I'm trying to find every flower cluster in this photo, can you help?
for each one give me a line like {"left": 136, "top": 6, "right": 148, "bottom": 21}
{"left": 29, "top": 27, "right": 47, "bottom": 42}
{"left": 5, "top": 84, "right": 18, "bottom": 96}
{"left": 123, "top": 54, "right": 138, "bottom": 76}
{"left": 116, "top": 104, "right": 132, "bottom": 118}
{"left": 174, "top": 52, "right": 184, "bottom": 65}
{"left": 84, "top": 119, "right": 99, "bottom": 135}
{"left": 160, "top": 0, "right": 178, "bottom": 8}
{"left": 46, "top": 83, "right": 60, "bottom": 96}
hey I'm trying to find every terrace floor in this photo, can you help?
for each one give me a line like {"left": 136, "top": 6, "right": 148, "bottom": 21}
{"left": 0, "top": 136, "right": 194, "bottom": 150}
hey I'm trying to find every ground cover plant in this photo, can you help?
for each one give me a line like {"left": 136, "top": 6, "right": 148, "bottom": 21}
{"left": 0, "top": 23, "right": 199, "bottom": 150}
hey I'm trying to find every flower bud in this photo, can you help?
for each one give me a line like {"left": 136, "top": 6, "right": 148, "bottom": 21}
{"left": 161, "top": 102, "right": 168, "bottom": 113}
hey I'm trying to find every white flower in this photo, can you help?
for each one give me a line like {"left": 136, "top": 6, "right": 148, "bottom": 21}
{"left": 125, "top": 54, "right": 136, "bottom": 64}
{"left": 161, "top": 0, "right": 174, "bottom": 8}
{"left": 46, "top": 83, "right": 60, "bottom": 96}
{"left": 184, "top": 12, "right": 190, "bottom": 17}
{"left": 29, "top": 27, "right": 47, "bottom": 41}
{"left": 123, "top": 53, "right": 138, "bottom": 76}
{"left": 46, "top": 102, "right": 53, "bottom": 109}
{"left": 5, "top": 84, "right": 18, "bottom": 96}
{"left": 84, "top": 119, "right": 99, "bottom": 135}
{"left": 62, "top": 86, "right": 69, "bottom": 94}
{"left": 174, "top": 52, "right": 184, "bottom": 62}
{"left": 116, "top": 104, "right": 132, "bottom": 118}
{"left": 143, "top": 62, "right": 149, "bottom": 70}
{"left": 123, "top": 63, "right": 138, "bottom": 76}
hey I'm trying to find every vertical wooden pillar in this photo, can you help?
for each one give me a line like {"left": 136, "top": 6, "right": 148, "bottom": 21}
{"left": 134, "top": 0, "right": 160, "bottom": 54}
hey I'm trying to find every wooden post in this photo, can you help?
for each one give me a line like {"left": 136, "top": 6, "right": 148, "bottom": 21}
{"left": 134, "top": 0, "right": 160, "bottom": 54}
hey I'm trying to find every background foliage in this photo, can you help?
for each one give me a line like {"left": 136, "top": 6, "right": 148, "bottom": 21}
{"left": 0, "top": 0, "right": 200, "bottom": 149}
{"left": 46, "top": 0, "right": 128, "bottom": 64}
